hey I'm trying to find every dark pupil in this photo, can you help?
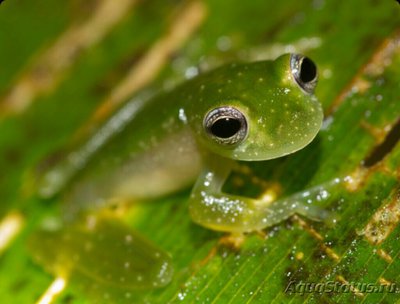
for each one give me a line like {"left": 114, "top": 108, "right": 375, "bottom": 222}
{"left": 210, "top": 117, "right": 241, "bottom": 138}
{"left": 300, "top": 57, "right": 317, "bottom": 83}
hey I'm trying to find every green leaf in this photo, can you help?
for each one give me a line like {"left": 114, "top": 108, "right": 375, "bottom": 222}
{"left": 0, "top": 0, "right": 399, "bottom": 303}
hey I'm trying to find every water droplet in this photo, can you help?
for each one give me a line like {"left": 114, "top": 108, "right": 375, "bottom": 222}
{"left": 185, "top": 66, "right": 198, "bottom": 79}
{"left": 178, "top": 292, "right": 186, "bottom": 300}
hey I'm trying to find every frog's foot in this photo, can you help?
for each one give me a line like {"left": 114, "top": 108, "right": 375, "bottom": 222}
{"left": 28, "top": 215, "right": 173, "bottom": 293}
{"left": 265, "top": 179, "right": 342, "bottom": 227}
{"left": 260, "top": 195, "right": 337, "bottom": 228}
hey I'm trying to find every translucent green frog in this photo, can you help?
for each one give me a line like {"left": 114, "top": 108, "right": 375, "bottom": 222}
{"left": 29, "top": 53, "right": 335, "bottom": 294}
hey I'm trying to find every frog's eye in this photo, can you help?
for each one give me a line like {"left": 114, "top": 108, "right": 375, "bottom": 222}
{"left": 290, "top": 54, "right": 318, "bottom": 94}
{"left": 204, "top": 106, "right": 248, "bottom": 145}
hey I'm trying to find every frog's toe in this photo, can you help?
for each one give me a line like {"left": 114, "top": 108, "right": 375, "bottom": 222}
{"left": 294, "top": 202, "right": 338, "bottom": 226}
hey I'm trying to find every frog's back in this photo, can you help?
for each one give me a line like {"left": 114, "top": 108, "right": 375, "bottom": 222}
{"left": 36, "top": 86, "right": 202, "bottom": 214}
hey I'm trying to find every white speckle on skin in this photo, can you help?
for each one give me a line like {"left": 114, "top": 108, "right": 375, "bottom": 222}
{"left": 178, "top": 108, "right": 187, "bottom": 123}
{"left": 322, "top": 68, "right": 332, "bottom": 79}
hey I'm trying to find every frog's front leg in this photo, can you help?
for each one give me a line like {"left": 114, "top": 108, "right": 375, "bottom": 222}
{"left": 189, "top": 154, "right": 337, "bottom": 233}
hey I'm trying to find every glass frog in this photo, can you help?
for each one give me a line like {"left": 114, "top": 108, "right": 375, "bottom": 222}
{"left": 28, "top": 53, "right": 335, "bottom": 295}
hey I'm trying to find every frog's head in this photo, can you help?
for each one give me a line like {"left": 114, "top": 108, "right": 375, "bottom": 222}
{"left": 185, "top": 53, "right": 323, "bottom": 161}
